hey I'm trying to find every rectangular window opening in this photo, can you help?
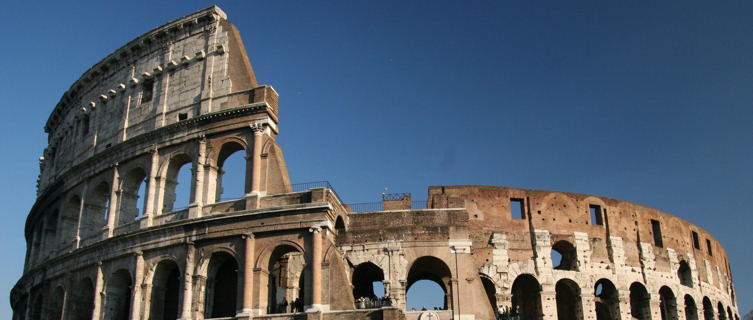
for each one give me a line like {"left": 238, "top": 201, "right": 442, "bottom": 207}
{"left": 651, "top": 219, "right": 663, "bottom": 247}
{"left": 589, "top": 204, "right": 604, "bottom": 225}
{"left": 510, "top": 198, "right": 525, "bottom": 220}
{"left": 141, "top": 79, "right": 154, "bottom": 103}
{"left": 82, "top": 116, "right": 89, "bottom": 136}
{"left": 178, "top": 112, "right": 188, "bottom": 121}
{"left": 706, "top": 239, "right": 713, "bottom": 256}
{"left": 692, "top": 231, "right": 700, "bottom": 249}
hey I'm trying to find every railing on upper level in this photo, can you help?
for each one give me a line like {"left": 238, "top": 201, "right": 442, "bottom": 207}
{"left": 291, "top": 181, "right": 344, "bottom": 203}
{"left": 348, "top": 200, "right": 428, "bottom": 213}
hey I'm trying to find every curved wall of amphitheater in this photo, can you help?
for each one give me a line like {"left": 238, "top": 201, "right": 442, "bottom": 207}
{"left": 11, "top": 6, "right": 739, "bottom": 320}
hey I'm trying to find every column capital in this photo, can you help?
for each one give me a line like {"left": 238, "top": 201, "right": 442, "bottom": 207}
{"left": 250, "top": 122, "right": 265, "bottom": 136}
{"left": 309, "top": 226, "right": 322, "bottom": 234}
{"left": 242, "top": 233, "right": 255, "bottom": 240}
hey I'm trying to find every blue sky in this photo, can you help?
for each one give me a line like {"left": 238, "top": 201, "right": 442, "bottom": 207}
{"left": 1, "top": 1, "right": 752, "bottom": 317}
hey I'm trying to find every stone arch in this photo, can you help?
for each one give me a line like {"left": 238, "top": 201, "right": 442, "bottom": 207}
{"left": 659, "top": 286, "right": 678, "bottom": 320}
{"left": 59, "top": 194, "right": 81, "bottom": 247}
{"left": 67, "top": 278, "right": 95, "bottom": 320}
{"left": 511, "top": 274, "right": 542, "bottom": 320}
{"left": 335, "top": 215, "right": 346, "bottom": 234}
{"left": 103, "top": 269, "right": 132, "bottom": 320}
{"left": 81, "top": 181, "right": 110, "bottom": 240}
{"left": 44, "top": 286, "right": 65, "bottom": 320}
{"left": 406, "top": 256, "right": 454, "bottom": 310}
{"left": 118, "top": 166, "right": 147, "bottom": 226}
{"left": 159, "top": 153, "right": 193, "bottom": 214}
{"left": 594, "top": 278, "right": 620, "bottom": 320}
{"left": 266, "top": 243, "right": 306, "bottom": 314}
{"left": 352, "top": 261, "right": 385, "bottom": 299}
{"left": 210, "top": 139, "right": 248, "bottom": 202}
{"left": 702, "top": 297, "right": 714, "bottom": 320}
{"left": 727, "top": 307, "right": 733, "bottom": 320}
{"left": 678, "top": 260, "right": 693, "bottom": 287}
{"left": 204, "top": 251, "right": 239, "bottom": 318}
{"left": 149, "top": 259, "right": 181, "bottom": 320}
{"left": 684, "top": 295, "right": 698, "bottom": 320}
{"left": 29, "top": 292, "right": 44, "bottom": 320}
{"left": 551, "top": 240, "right": 578, "bottom": 271}
{"left": 42, "top": 208, "right": 60, "bottom": 257}
{"left": 555, "top": 278, "right": 583, "bottom": 320}
{"left": 717, "top": 302, "right": 726, "bottom": 320}
{"left": 479, "top": 274, "right": 498, "bottom": 314}
{"left": 630, "top": 282, "right": 651, "bottom": 320}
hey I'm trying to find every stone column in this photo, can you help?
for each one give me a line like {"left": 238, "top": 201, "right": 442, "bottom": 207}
{"left": 106, "top": 164, "right": 120, "bottom": 237}
{"left": 91, "top": 261, "right": 104, "bottom": 320}
{"left": 189, "top": 137, "right": 206, "bottom": 219}
{"left": 141, "top": 148, "right": 159, "bottom": 228}
{"left": 74, "top": 184, "right": 87, "bottom": 249}
{"left": 179, "top": 243, "right": 195, "bottom": 320}
{"left": 306, "top": 227, "right": 323, "bottom": 312}
{"left": 249, "top": 123, "right": 264, "bottom": 195}
{"left": 130, "top": 252, "right": 145, "bottom": 320}
{"left": 239, "top": 233, "right": 256, "bottom": 317}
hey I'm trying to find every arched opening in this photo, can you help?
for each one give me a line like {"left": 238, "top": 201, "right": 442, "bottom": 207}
{"left": 82, "top": 181, "right": 110, "bottom": 240}
{"left": 119, "top": 167, "right": 147, "bottom": 225}
{"left": 717, "top": 303, "right": 726, "bottom": 320}
{"left": 727, "top": 307, "right": 733, "bottom": 320}
{"left": 629, "top": 282, "right": 651, "bottom": 320}
{"left": 556, "top": 279, "right": 583, "bottom": 320}
{"left": 13, "top": 293, "right": 27, "bottom": 320}
{"left": 68, "top": 278, "right": 95, "bottom": 320}
{"left": 511, "top": 274, "right": 542, "bottom": 320}
{"left": 216, "top": 142, "right": 246, "bottom": 201}
{"left": 352, "top": 262, "right": 385, "bottom": 300}
{"left": 103, "top": 269, "right": 132, "bottom": 320}
{"left": 268, "top": 245, "right": 305, "bottom": 314}
{"left": 594, "top": 279, "right": 620, "bottom": 320}
{"left": 29, "top": 293, "right": 43, "bottom": 320}
{"left": 659, "top": 286, "right": 678, "bottom": 320}
{"left": 335, "top": 216, "right": 346, "bottom": 235}
{"left": 149, "top": 260, "right": 181, "bottom": 320}
{"left": 60, "top": 196, "right": 81, "bottom": 246}
{"left": 45, "top": 286, "right": 65, "bottom": 320}
{"left": 205, "top": 252, "right": 238, "bottom": 318}
{"left": 702, "top": 297, "right": 714, "bottom": 320}
{"left": 162, "top": 154, "right": 192, "bottom": 213}
{"left": 678, "top": 261, "right": 693, "bottom": 288}
{"left": 406, "top": 256, "right": 453, "bottom": 311}
{"left": 481, "top": 276, "right": 498, "bottom": 314}
{"left": 684, "top": 295, "right": 698, "bottom": 320}
{"left": 551, "top": 241, "right": 578, "bottom": 271}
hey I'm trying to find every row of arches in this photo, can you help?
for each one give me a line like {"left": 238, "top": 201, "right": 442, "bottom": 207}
{"left": 24, "top": 243, "right": 309, "bottom": 320}
{"left": 29, "top": 140, "right": 249, "bottom": 266}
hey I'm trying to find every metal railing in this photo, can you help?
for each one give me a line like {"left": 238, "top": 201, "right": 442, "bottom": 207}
{"left": 348, "top": 200, "right": 428, "bottom": 213}
{"left": 291, "top": 180, "right": 343, "bottom": 202}
{"left": 382, "top": 192, "right": 409, "bottom": 201}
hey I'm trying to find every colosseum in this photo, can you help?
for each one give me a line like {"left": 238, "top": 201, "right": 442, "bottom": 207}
{"left": 10, "top": 6, "right": 740, "bottom": 320}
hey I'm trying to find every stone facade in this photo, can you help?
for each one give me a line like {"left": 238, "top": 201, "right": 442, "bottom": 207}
{"left": 11, "top": 6, "right": 739, "bottom": 320}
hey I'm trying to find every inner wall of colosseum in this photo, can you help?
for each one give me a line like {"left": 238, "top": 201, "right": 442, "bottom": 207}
{"left": 11, "top": 6, "right": 739, "bottom": 320}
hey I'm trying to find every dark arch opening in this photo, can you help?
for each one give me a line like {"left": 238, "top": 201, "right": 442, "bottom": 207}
{"left": 68, "top": 278, "right": 95, "bottom": 320}
{"left": 511, "top": 274, "right": 542, "bottom": 320}
{"left": 60, "top": 196, "right": 81, "bottom": 247}
{"left": 702, "top": 297, "right": 714, "bottom": 320}
{"left": 163, "top": 154, "right": 192, "bottom": 213}
{"left": 45, "top": 286, "right": 65, "bottom": 320}
{"left": 406, "top": 256, "right": 453, "bottom": 311}
{"left": 717, "top": 303, "right": 727, "bottom": 320}
{"left": 217, "top": 142, "right": 246, "bottom": 201}
{"left": 629, "top": 282, "right": 651, "bottom": 320}
{"left": 149, "top": 260, "right": 181, "bottom": 320}
{"left": 556, "top": 279, "right": 583, "bottom": 320}
{"left": 205, "top": 252, "right": 238, "bottom": 318}
{"left": 551, "top": 241, "right": 577, "bottom": 271}
{"left": 481, "top": 276, "right": 498, "bottom": 314}
{"left": 684, "top": 295, "right": 698, "bottom": 320}
{"left": 29, "top": 293, "right": 43, "bottom": 320}
{"left": 82, "top": 181, "right": 110, "bottom": 240}
{"left": 103, "top": 269, "right": 132, "bottom": 320}
{"left": 352, "top": 262, "right": 385, "bottom": 300}
{"left": 119, "top": 167, "right": 147, "bottom": 225}
{"left": 268, "top": 245, "right": 305, "bottom": 314}
{"left": 594, "top": 279, "right": 620, "bottom": 320}
{"left": 678, "top": 261, "right": 693, "bottom": 288}
{"left": 335, "top": 216, "right": 346, "bottom": 235}
{"left": 727, "top": 307, "right": 733, "bottom": 320}
{"left": 42, "top": 209, "right": 60, "bottom": 257}
{"left": 659, "top": 286, "right": 678, "bottom": 320}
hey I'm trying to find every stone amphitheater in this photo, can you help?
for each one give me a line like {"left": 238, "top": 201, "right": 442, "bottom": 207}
{"left": 10, "top": 6, "right": 740, "bottom": 320}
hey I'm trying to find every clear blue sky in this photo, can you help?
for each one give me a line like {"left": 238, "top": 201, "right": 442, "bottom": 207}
{"left": 1, "top": 1, "right": 751, "bottom": 317}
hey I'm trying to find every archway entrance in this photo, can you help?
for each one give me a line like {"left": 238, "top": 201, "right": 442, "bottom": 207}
{"left": 481, "top": 276, "right": 498, "bottom": 314}
{"left": 630, "top": 282, "right": 651, "bottom": 320}
{"left": 268, "top": 245, "right": 305, "bottom": 314}
{"left": 594, "top": 279, "right": 620, "bottom": 320}
{"left": 68, "top": 278, "right": 95, "bottom": 320}
{"left": 659, "top": 286, "right": 678, "bottom": 320}
{"left": 103, "top": 269, "right": 132, "bottom": 320}
{"left": 352, "top": 262, "right": 385, "bottom": 300}
{"left": 406, "top": 256, "right": 453, "bottom": 311}
{"left": 684, "top": 295, "right": 698, "bottom": 320}
{"left": 511, "top": 274, "right": 542, "bottom": 320}
{"left": 205, "top": 252, "right": 238, "bottom": 318}
{"left": 556, "top": 279, "right": 583, "bottom": 320}
{"left": 149, "top": 260, "right": 181, "bottom": 320}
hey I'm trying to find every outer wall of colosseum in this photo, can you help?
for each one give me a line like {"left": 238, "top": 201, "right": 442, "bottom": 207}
{"left": 11, "top": 6, "right": 739, "bottom": 320}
